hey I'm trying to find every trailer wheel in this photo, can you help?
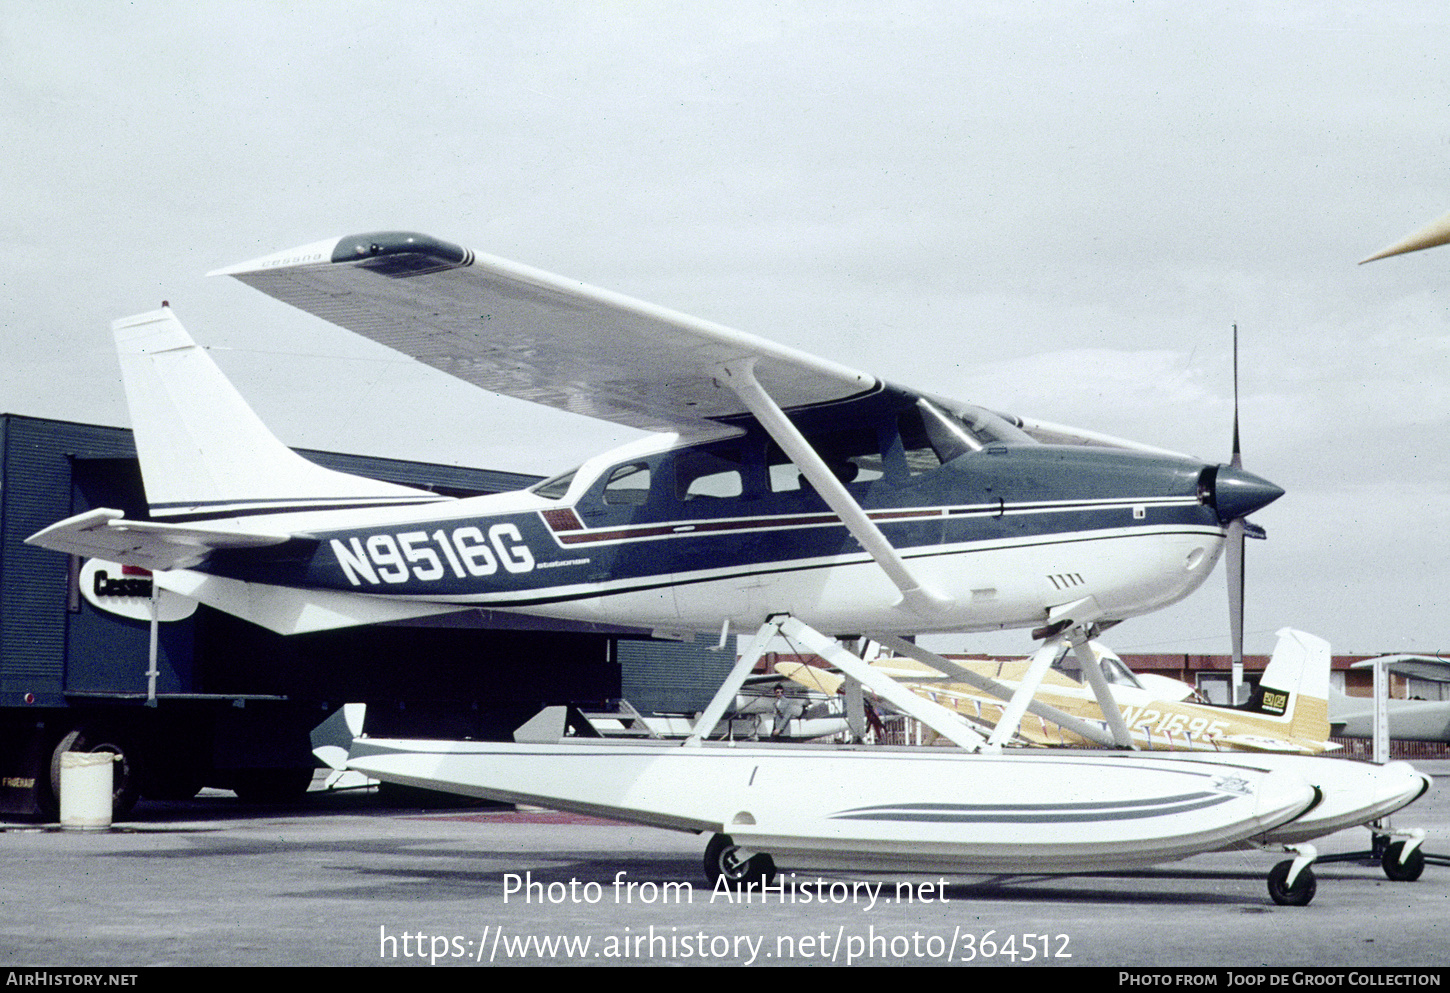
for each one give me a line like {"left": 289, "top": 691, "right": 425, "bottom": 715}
{"left": 49, "top": 727, "right": 141, "bottom": 819}
{"left": 1382, "top": 841, "right": 1426, "bottom": 882}
{"left": 1267, "top": 860, "right": 1316, "bottom": 907}
{"left": 704, "top": 833, "right": 776, "bottom": 889}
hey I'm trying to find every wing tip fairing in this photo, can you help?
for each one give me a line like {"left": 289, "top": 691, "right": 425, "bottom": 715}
{"left": 208, "top": 231, "right": 473, "bottom": 278}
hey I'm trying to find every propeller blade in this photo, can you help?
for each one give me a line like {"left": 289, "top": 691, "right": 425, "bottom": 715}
{"left": 1231, "top": 324, "right": 1242, "bottom": 471}
{"left": 1227, "top": 516, "right": 1246, "bottom": 703}
{"left": 1228, "top": 324, "right": 1246, "bottom": 703}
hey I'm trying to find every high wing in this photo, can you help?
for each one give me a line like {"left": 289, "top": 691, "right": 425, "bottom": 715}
{"left": 1351, "top": 655, "right": 1450, "bottom": 683}
{"left": 211, "top": 232, "right": 875, "bottom": 434}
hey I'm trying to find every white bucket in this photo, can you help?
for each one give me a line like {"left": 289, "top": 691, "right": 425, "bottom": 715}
{"left": 59, "top": 751, "right": 116, "bottom": 829}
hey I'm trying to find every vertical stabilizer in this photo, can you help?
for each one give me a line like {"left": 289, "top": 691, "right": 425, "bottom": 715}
{"left": 114, "top": 307, "right": 445, "bottom": 522}
{"left": 1255, "top": 628, "right": 1331, "bottom": 743}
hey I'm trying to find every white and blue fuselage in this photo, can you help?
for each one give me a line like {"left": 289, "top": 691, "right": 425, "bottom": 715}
{"left": 175, "top": 386, "right": 1263, "bottom": 638}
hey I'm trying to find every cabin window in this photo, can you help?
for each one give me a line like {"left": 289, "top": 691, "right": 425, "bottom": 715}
{"left": 676, "top": 447, "right": 744, "bottom": 501}
{"left": 602, "top": 462, "right": 652, "bottom": 505}
{"left": 767, "top": 427, "right": 884, "bottom": 493}
{"left": 769, "top": 454, "right": 804, "bottom": 493}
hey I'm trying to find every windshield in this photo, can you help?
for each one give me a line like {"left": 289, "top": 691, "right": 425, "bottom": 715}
{"left": 904, "top": 398, "right": 1034, "bottom": 470}
{"left": 1052, "top": 649, "right": 1144, "bottom": 690}
{"left": 926, "top": 398, "right": 1034, "bottom": 448}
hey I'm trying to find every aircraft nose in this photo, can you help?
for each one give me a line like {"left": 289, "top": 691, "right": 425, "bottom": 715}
{"left": 1205, "top": 465, "right": 1285, "bottom": 523}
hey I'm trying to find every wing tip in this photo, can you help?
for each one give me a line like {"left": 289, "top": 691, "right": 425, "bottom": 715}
{"left": 209, "top": 231, "right": 472, "bottom": 278}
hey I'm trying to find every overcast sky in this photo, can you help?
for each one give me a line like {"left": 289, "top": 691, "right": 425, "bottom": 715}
{"left": 4, "top": 2, "right": 1448, "bottom": 657}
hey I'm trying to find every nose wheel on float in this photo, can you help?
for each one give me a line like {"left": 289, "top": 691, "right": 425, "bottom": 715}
{"left": 1314, "top": 828, "right": 1440, "bottom": 883}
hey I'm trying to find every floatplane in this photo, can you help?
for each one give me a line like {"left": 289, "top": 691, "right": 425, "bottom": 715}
{"left": 27, "top": 231, "right": 1414, "bottom": 905}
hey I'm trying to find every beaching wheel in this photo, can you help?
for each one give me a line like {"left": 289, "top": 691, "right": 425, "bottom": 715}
{"left": 1381, "top": 841, "right": 1425, "bottom": 882}
{"left": 704, "top": 833, "right": 776, "bottom": 889}
{"left": 1267, "top": 860, "right": 1316, "bottom": 907}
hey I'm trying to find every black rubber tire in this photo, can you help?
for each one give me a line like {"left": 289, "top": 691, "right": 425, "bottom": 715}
{"left": 703, "top": 833, "right": 777, "bottom": 889}
{"left": 49, "top": 726, "right": 141, "bottom": 819}
{"left": 1267, "top": 860, "right": 1316, "bottom": 907}
{"left": 1382, "top": 841, "right": 1426, "bottom": 882}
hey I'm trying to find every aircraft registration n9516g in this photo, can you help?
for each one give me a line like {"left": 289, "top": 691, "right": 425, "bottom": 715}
{"left": 29, "top": 231, "right": 1330, "bottom": 904}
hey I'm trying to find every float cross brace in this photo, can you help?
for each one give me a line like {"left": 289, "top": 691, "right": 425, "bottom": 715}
{"left": 1067, "top": 627, "right": 1137, "bottom": 748}
{"left": 685, "top": 615, "right": 992, "bottom": 751}
{"left": 870, "top": 634, "right": 1118, "bottom": 748}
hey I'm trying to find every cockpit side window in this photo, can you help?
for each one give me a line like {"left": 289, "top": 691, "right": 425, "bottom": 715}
{"left": 676, "top": 447, "right": 745, "bottom": 501}
{"left": 602, "top": 462, "right": 652, "bottom": 505}
{"left": 768, "top": 450, "right": 805, "bottom": 492}
{"left": 1053, "top": 651, "right": 1144, "bottom": 690}
{"left": 1103, "top": 658, "right": 1145, "bottom": 690}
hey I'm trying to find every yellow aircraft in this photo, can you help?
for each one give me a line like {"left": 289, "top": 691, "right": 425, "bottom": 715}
{"left": 778, "top": 628, "right": 1333, "bottom": 755}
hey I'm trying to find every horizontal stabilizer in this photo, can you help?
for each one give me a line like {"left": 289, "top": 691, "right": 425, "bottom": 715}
{"left": 26, "top": 508, "right": 288, "bottom": 571}
{"left": 1350, "top": 655, "right": 1450, "bottom": 683}
{"left": 156, "top": 569, "right": 468, "bottom": 634}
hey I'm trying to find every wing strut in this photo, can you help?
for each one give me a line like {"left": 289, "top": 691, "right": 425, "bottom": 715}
{"left": 714, "top": 359, "right": 950, "bottom": 618}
